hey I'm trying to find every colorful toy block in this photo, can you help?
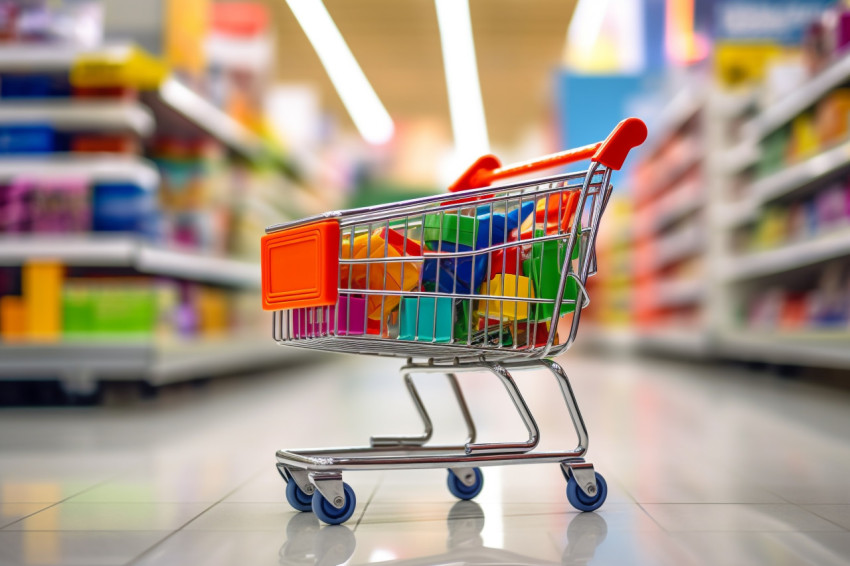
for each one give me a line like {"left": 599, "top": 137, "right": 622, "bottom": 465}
{"left": 399, "top": 296, "right": 454, "bottom": 342}
{"left": 476, "top": 274, "right": 534, "bottom": 320}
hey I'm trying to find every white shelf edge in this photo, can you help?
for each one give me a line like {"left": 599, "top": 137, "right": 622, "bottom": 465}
{"left": 0, "top": 154, "right": 159, "bottom": 189}
{"left": 640, "top": 86, "right": 705, "bottom": 159}
{"left": 719, "top": 331, "right": 850, "bottom": 370}
{"left": 0, "top": 235, "right": 260, "bottom": 288}
{"left": 636, "top": 329, "right": 711, "bottom": 357}
{"left": 720, "top": 139, "right": 760, "bottom": 174}
{"left": 0, "top": 101, "right": 154, "bottom": 136}
{"left": 722, "top": 229, "right": 850, "bottom": 281}
{"left": 746, "top": 50, "right": 850, "bottom": 141}
{"left": 749, "top": 139, "right": 850, "bottom": 205}
{"left": 0, "top": 42, "right": 135, "bottom": 71}
{"left": 0, "top": 338, "right": 309, "bottom": 383}
{"left": 651, "top": 279, "right": 705, "bottom": 309}
{"left": 158, "top": 77, "right": 264, "bottom": 159}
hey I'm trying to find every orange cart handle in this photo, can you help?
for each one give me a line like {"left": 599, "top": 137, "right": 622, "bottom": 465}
{"left": 449, "top": 117, "right": 647, "bottom": 193}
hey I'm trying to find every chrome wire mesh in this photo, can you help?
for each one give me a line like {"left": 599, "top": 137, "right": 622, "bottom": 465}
{"left": 268, "top": 164, "right": 612, "bottom": 363}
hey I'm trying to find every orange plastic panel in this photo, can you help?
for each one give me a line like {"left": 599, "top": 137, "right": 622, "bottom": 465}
{"left": 261, "top": 220, "right": 340, "bottom": 311}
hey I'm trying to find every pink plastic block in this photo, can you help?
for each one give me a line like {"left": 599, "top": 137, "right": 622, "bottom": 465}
{"left": 291, "top": 295, "right": 366, "bottom": 337}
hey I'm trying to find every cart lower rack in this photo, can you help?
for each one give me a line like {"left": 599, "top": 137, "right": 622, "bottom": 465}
{"left": 261, "top": 118, "right": 647, "bottom": 524}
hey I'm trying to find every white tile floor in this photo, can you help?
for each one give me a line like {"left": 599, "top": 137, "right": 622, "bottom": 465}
{"left": 1, "top": 351, "right": 849, "bottom": 565}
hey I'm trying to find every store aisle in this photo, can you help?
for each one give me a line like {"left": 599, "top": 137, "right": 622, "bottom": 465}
{"left": 0, "top": 352, "right": 849, "bottom": 565}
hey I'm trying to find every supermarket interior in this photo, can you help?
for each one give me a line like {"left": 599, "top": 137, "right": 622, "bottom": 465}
{"left": 1, "top": 0, "right": 850, "bottom": 564}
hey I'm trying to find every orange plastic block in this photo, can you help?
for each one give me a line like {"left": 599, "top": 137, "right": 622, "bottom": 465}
{"left": 340, "top": 230, "right": 420, "bottom": 319}
{"left": 514, "top": 191, "right": 580, "bottom": 240}
{"left": 261, "top": 220, "right": 340, "bottom": 311}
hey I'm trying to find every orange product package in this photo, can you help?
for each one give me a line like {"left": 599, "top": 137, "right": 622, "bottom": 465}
{"left": 340, "top": 229, "right": 421, "bottom": 320}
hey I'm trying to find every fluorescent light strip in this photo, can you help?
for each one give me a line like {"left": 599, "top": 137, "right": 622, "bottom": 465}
{"left": 286, "top": 0, "right": 394, "bottom": 145}
{"left": 435, "top": 0, "right": 489, "bottom": 163}
{"left": 568, "top": 0, "right": 611, "bottom": 56}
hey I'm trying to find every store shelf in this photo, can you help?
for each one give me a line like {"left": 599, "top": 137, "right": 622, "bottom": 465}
{"left": 641, "top": 86, "right": 704, "bottom": 159}
{"left": 0, "top": 154, "right": 159, "bottom": 188}
{"left": 713, "top": 88, "right": 757, "bottom": 119}
{"left": 725, "top": 139, "right": 850, "bottom": 230}
{"left": 745, "top": 50, "right": 850, "bottom": 140}
{"left": 722, "top": 229, "right": 850, "bottom": 281}
{"left": 653, "top": 223, "right": 704, "bottom": 269}
{"left": 0, "top": 43, "right": 82, "bottom": 71}
{"left": 720, "top": 139, "right": 760, "bottom": 174}
{"left": 0, "top": 101, "right": 154, "bottom": 136}
{"left": 636, "top": 328, "right": 711, "bottom": 357}
{"left": 0, "top": 338, "right": 308, "bottom": 386}
{"left": 719, "top": 331, "right": 850, "bottom": 370}
{"left": 0, "top": 235, "right": 260, "bottom": 288}
{"left": 152, "top": 77, "right": 265, "bottom": 160}
{"left": 652, "top": 279, "right": 704, "bottom": 309}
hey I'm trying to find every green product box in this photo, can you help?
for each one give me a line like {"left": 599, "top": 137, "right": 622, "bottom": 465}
{"left": 62, "top": 286, "right": 94, "bottom": 338}
{"left": 423, "top": 213, "right": 478, "bottom": 249}
{"left": 523, "top": 230, "right": 580, "bottom": 321}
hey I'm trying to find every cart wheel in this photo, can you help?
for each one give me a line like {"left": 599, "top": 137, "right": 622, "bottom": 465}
{"left": 447, "top": 468, "right": 484, "bottom": 500}
{"left": 566, "top": 472, "right": 607, "bottom": 512}
{"left": 312, "top": 483, "right": 356, "bottom": 525}
{"left": 286, "top": 480, "right": 314, "bottom": 512}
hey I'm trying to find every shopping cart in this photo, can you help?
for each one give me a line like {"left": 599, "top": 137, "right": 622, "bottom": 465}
{"left": 261, "top": 118, "right": 647, "bottom": 525}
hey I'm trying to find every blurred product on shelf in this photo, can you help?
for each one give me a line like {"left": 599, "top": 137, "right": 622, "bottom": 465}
{"left": 0, "top": 262, "right": 265, "bottom": 344}
{"left": 745, "top": 263, "right": 850, "bottom": 333}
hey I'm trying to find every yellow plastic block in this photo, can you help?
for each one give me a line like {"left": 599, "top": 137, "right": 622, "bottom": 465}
{"left": 0, "top": 296, "right": 26, "bottom": 342}
{"left": 23, "top": 262, "right": 63, "bottom": 342}
{"left": 476, "top": 274, "right": 534, "bottom": 320}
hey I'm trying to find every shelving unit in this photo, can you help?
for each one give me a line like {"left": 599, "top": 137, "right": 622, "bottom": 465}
{"left": 628, "top": 82, "right": 713, "bottom": 356}
{"left": 0, "top": 101, "right": 154, "bottom": 135}
{"left": 712, "top": 48, "right": 850, "bottom": 370}
{"left": 0, "top": 154, "right": 159, "bottom": 187}
{"left": 0, "top": 338, "right": 303, "bottom": 392}
{"left": 721, "top": 229, "right": 850, "bottom": 281}
{"left": 0, "top": 41, "right": 298, "bottom": 394}
{"left": 0, "top": 235, "right": 260, "bottom": 287}
{"left": 149, "top": 77, "right": 266, "bottom": 161}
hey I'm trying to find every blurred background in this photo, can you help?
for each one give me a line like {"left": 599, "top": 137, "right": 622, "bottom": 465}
{"left": 0, "top": 0, "right": 848, "bottom": 400}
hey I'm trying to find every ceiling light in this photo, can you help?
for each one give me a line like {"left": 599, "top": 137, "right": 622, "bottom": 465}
{"left": 435, "top": 0, "right": 489, "bottom": 165}
{"left": 285, "top": 0, "right": 394, "bottom": 145}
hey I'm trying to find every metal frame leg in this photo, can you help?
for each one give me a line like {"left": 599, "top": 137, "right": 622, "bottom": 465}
{"left": 464, "top": 362, "right": 540, "bottom": 455}
{"left": 370, "top": 371, "right": 477, "bottom": 447}
{"left": 540, "top": 358, "right": 588, "bottom": 455}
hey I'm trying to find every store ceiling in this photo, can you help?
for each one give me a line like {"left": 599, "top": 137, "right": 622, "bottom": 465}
{"left": 261, "top": 0, "right": 576, "bottom": 148}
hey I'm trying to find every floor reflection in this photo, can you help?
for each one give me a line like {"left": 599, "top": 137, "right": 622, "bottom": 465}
{"left": 278, "top": 501, "right": 609, "bottom": 566}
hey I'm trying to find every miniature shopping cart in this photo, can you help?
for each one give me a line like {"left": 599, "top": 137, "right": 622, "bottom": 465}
{"left": 261, "top": 118, "right": 647, "bottom": 525}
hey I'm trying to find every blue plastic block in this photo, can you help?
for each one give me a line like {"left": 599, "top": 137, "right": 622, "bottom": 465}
{"left": 474, "top": 200, "right": 534, "bottom": 249}
{"left": 422, "top": 243, "right": 488, "bottom": 295}
{"left": 399, "top": 296, "right": 454, "bottom": 342}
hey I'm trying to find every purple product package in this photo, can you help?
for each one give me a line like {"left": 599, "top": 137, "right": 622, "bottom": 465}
{"left": 2, "top": 176, "right": 89, "bottom": 233}
{"left": 291, "top": 295, "right": 366, "bottom": 338}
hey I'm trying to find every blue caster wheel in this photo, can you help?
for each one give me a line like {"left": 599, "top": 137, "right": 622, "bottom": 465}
{"left": 566, "top": 472, "right": 607, "bottom": 512}
{"left": 447, "top": 468, "right": 484, "bottom": 500}
{"left": 312, "top": 483, "right": 356, "bottom": 525}
{"left": 286, "top": 479, "right": 314, "bottom": 512}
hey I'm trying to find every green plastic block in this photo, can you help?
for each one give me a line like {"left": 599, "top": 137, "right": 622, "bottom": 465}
{"left": 523, "top": 230, "right": 580, "bottom": 321}
{"left": 454, "top": 299, "right": 473, "bottom": 341}
{"left": 399, "top": 296, "right": 454, "bottom": 342}
{"left": 423, "top": 213, "right": 478, "bottom": 249}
